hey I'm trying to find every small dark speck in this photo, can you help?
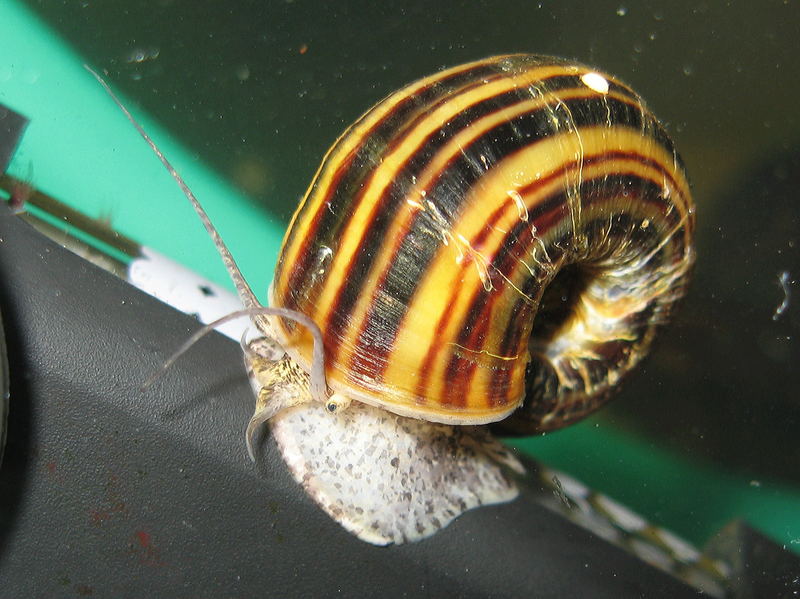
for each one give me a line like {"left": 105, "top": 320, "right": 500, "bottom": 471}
{"left": 199, "top": 285, "right": 215, "bottom": 297}
{"left": 390, "top": 457, "right": 399, "bottom": 468}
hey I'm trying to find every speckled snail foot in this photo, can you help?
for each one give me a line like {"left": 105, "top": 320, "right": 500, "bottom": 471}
{"left": 95, "top": 54, "right": 694, "bottom": 544}
{"left": 267, "top": 390, "right": 525, "bottom": 545}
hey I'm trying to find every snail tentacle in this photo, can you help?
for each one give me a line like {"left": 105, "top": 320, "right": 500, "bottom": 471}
{"left": 87, "top": 66, "right": 334, "bottom": 413}
{"left": 85, "top": 65, "right": 264, "bottom": 315}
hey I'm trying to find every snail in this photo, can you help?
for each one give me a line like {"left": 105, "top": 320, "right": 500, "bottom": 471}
{"left": 89, "top": 53, "right": 695, "bottom": 545}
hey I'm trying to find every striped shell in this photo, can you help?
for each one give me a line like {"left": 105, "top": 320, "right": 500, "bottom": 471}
{"left": 269, "top": 54, "right": 695, "bottom": 433}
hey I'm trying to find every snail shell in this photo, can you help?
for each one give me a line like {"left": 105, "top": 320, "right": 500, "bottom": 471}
{"left": 268, "top": 53, "right": 695, "bottom": 433}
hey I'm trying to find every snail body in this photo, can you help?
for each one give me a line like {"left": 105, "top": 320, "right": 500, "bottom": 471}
{"left": 97, "top": 54, "right": 694, "bottom": 544}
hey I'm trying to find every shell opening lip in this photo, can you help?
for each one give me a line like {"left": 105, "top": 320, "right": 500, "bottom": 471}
{"left": 266, "top": 284, "right": 522, "bottom": 426}
{"left": 280, "top": 337, "right": 520, "bottom": 426}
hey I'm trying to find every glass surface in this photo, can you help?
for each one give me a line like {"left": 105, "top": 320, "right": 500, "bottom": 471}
{"left": 5, "top": 0, "right": 800, "bottom": 557}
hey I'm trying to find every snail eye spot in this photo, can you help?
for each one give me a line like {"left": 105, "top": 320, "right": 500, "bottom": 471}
{"left": 324, "top": 393, "right": 352, "bottom": 415}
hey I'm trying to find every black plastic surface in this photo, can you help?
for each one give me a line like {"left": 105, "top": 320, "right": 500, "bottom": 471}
{"left": 0, "top": 204, "right": 701, "bottom": 597}
{"left": 0, "top": 299, "right": 7, "bottom": 469}
{"left": 0, "top": 101, "right": 25, "bottom": 470}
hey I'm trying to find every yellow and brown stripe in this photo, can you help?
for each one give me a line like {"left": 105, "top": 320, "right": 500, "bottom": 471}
{"left": 269, "top": 54, "right": 695, "bottom": 430}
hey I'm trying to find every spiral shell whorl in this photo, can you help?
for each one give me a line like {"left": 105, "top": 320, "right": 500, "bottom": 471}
{"left": 270, "top": 54, "right": 695, "bottom": 431}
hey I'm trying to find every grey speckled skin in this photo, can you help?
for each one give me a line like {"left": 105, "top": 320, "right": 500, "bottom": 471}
{"left": 271, "top": 400, "right": 522, "bottom": 545}
{"left": 243, "top": 334, "right": 523, "bottom": 545}
{"left": 0, "top": 204, "right": 701, "bottom": 597}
